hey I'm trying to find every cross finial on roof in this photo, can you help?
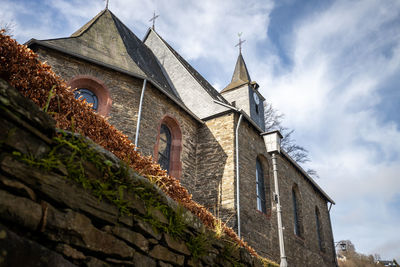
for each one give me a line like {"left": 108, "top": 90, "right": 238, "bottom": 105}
{"left": 104, "top": 0, "right": 109, "bottom": 9}
{"left": 149, "top": 11, "right": 159, "bottom": 30}
{"left": 235, "top": 32, "right": 246, "bottom": 54}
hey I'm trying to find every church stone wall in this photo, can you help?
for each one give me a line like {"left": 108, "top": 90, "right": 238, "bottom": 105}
{"left": 194, "top": 113, "right": 236, "bottom": 226}
{"left": 35, "top": 48, "right": 200, "bottom": 193}
{"left": 275, "top": 154, "right": 336, "bottom": 266}
{"left": 236, "top": 117, "right": 336, "bottom": 266}
{"left": 236, "top": 117, "right": 276, "bottom": 259}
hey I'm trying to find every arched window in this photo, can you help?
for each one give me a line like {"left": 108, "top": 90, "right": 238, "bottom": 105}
{"left": 74, "top": 88, "right": 98, "bottom": 110}
{"left": 158, "top": 124, "right": 171, "bottom": 172}
{"left": 256, "top": 158, "right": 266, "bottom": 213}
{"left": 154, "top": 115, "right": 182, "bottom": 179}
{"left": 315, "top": 206, "right": 325, "bottom": 251}
{"left": 68, "top": 75, "right": 112, "bottom": 116}
{"left": 292, "top": 184, "right": 303, "bottom": 237}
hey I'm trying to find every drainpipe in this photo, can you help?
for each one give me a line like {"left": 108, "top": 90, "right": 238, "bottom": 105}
{"left": 134, "top": 79, "right": 147, "bottom": 151}
{"left": 235, "top": 113, "right": 243, "bottom": 238}
{"left": 272, "top": 152, "right": 288, "bottom": 267}
{"left": 261, "top": 130, "right": 287, "bottom": 267}
{"left": 213, "top": 100, "right": 243, "bottom": 238}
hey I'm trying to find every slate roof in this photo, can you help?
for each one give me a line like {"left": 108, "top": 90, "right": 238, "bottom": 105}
{"left": 27, "top": 9, "right": 182, "bottom": 106}
{"left": 221, "top": 53, "right": 252, "bottom": 93}
{"left": 149, "top": 30, "right": 229, "bottom": 104}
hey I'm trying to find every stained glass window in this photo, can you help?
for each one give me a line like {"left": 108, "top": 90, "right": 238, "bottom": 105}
{"left": 315, "top": 207, "right": 324, "bottom": 251}
{"left": 74, "top": 88, "right": 98, "bottom": 110}
{"left": 256, "top": 159, "right": 266, "bottom": 213}
{"left": 292, "top": 189, "right": 301, "bottom": 236}
{"left": 158, "top": 124, "right": 171, "bottom": 172}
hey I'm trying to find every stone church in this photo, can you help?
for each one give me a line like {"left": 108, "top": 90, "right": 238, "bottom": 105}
{"left": 27, "top": 8, "right": 337, "bottom": 266}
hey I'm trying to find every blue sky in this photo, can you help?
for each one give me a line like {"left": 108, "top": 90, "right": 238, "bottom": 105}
{"left": 2, "top": 0, "right": 400, "bottom": 261}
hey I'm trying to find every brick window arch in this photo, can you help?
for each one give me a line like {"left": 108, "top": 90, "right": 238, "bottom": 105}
{"left": 292, "top": 183, "right": 304, "bottom": 237}
{"left": 154, "top": 115, "right": 182, "bottom": 179}
{"left": 68, "top": 75, "right": 112, "bottom": 116}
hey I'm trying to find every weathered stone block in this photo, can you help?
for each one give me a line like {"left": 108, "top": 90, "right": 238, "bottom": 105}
{"left": 45, "top": 207, "right": 135, "bottom": 258}
{"left": 136, "top": 219, "right": 162, "bottom": 240}
{"left": 0, "top": 189, "right": 42, "bottom": 231}
{"left": 0, "top": 175, "right": 36, "bottom": 201}
{"left": 0, "top": 224, "right": 76, "bottom": 267}
{"left": 132, "top": 252, "right": 156, "bottom": 267}
{"left": 149, "top": 245, "right": 185, "bottom": 266}
{"left": 55, "top": 243, "right": 86, "bottom": 260}
{"left": 111, "top": 226, "right": 149, "bottom": 253}
{"left": 164, "top": 233, "right": 190, "bottom": 255}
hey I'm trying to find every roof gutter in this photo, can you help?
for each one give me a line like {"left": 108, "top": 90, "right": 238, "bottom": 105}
{"left": 280, "top": 150, "right": 335, "bottom": 205}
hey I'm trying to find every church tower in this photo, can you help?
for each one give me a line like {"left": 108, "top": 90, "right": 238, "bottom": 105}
{"left": 221, "top": 52, "right": 266, "bottom": 131}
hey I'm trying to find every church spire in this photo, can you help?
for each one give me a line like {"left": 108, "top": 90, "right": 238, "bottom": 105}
{"left": 231, "top": 53, "right": 251, "bottom": 84}
{"left": 221, "top": 34, "right": 252, "bottom": 93}
{"left": 221, "top": 52, "right": 252, "bottom": 93}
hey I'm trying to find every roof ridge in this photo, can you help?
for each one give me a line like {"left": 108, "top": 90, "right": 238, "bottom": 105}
{"left": 109, "top": 13, "right": 181, "bottom": 100}
{"left": 71, "top": 9, "right": 108, "bottom": 37}
{"left": 150, "top": 29, "right": 229, "bottom": 104}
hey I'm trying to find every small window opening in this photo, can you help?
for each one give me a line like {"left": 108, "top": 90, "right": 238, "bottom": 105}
{"left": 158, "top": 124, "right": 171, "bottom": 172}
{"left": 74, "top": 88, "right": 98, "bottom": 110}
{"left": 256, "top": 159, "right": 266, "bottom": 213}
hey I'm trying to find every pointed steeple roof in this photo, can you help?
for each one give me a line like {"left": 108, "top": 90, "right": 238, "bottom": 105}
{"left": 27, "top": 9, "right": 178, "bottom": 101}
{"left": 221, "top": 53, "right": 252, "bottom": 93}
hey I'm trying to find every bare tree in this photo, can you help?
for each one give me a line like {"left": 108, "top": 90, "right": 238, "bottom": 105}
{"left": 264, "top": 102, "right": 319, "bottom": 178}
{"left": 0, "top": 21, "right": 15, "bottom": 36}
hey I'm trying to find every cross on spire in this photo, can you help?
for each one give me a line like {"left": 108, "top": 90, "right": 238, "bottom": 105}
{"left": 235, "top": 32, "right": 246, "bottom": 54}
{"left": 105, "top": 0, "right": 109, "bottom": 9}
{"left": 149, "top": 11, "right": 159, "bottom": 30}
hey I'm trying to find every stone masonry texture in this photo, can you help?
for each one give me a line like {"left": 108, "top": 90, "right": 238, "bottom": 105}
{"left": 35, "top": 48, "right": 200, "bottom": 193}
{"left": 0, "top": 79, "right": 277, "bottom": 267}
{"left": 31, "top": 43, "right": 336, "bottom": 266}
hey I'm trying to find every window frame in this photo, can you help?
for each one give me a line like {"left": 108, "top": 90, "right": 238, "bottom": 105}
{"left": 74, "top": 88, "right": 99, "bottom": 111}
{"left": 157, "top": 124, "right": 172, "bottom": 172}
{"left": 256, "top": 158, "right": 266, "bottom": 213}
{"left": 68, "top": 75, "right": 112, "bottom": 116}
{"left": 292, "top": 184, "right": 303, "bottom": 238}
{"left": 154, "top": 115, "right": 182, "bottom": 179}
{"left": 315, "top": 206, "right": 325, "bottom": 251}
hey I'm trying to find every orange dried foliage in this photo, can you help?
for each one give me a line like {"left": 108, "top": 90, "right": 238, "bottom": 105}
{"left": 0, "top": 30, "right": 257, "bottom": 257}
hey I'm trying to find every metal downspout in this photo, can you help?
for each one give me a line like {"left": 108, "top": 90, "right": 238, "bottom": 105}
{"left": 212, "top": 100, "right": 243, "bottom": 238}
{"left": 272, "top": 152, "right": 288, "bottom": 267}
{"left": 236, "top": 113, "right": 243, "bottom": 238}
{"left": 134, "top": 79, "right": 147, "bottom": 151}
{"left": 328, "top": 203, "right": 339, "bottom": 266}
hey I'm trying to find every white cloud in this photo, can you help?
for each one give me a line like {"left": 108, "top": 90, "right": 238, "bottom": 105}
{"left": 254, "top": 0, "right": 400, "bottom": 259}
{"left": 3, "top": 0, "right": 400, "bottom": 260}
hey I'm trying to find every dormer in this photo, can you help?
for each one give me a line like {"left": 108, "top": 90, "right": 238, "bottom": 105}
{"left": 221, "top": 53, "right": 265, "bottom": 131}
